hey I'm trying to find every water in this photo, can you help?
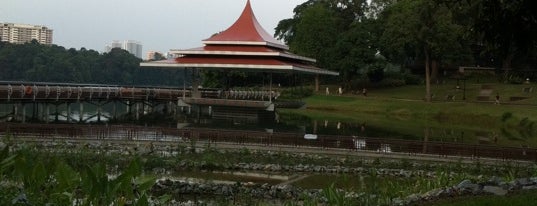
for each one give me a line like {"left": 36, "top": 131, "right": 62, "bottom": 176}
{"left": 0, "top": 101, "right": 530, "bottom": 148}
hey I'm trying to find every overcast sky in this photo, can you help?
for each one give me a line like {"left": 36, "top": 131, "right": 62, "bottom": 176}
{"left": 1, "top": 0, "right": 307, "bottom": 55}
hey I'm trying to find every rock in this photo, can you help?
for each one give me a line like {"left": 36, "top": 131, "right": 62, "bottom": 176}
{"left": 456, "top": 180, "right": 481, "bottom": 195}
{"left": 522, "top": 185, "right": 537, "bottom": 190}
{"left": 406, "top": 194, "right": 420, "bottom": 204}
{"left": 392, "top": 197, "right": 405, "bottom": 206}
{"left": 487, "top": 176, "right": 502, "bottom": 185}
{"left": 423, "top": 188, "right": 442, "bottom": 200}
{"left": 531, "top": 177, "right": 537, "bottom": 183}
{"left": 515, "top": 178, "right": 534, "bottom": 186}
{"left": 244, "top": 182, "right": 255, "bottom": 187}
{"left": 483, "top": 186, "right": 508, "bottom": 196}
{"left": 457, "top": 180, "right": 474, "bottom": 189}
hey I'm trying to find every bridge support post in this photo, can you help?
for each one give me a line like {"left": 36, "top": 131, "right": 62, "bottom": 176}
{"left": 21, "top": 103, "right": 26, "bottom": 123}
{"left": 79, "top": 102, "right": 84, "bottom": 123}
{"left": 67, "top": 103, "right": 72, "bottom": 122}
{"left": 38, "top": 103, "right": 43, "bottom": 121}
{"left": 97, "top": 102, "right": 102, "bottom": 123}
{"left": 32, "top": 102, "right": 38, "bottom": 121}
{"left": 54, "top": 104, "right": 59, "bottom": 122}
{"left": 112, "top": 102, "right": 117, "bottom": 121}
{"left": 12, "top": 103, "right": 18, "bottom": 122}
{"left": 135, "top": 102, "right": 140, "bottom": 120}
{"left": 45, "top": 104, "right": 50, "bottom": 123}
{"left": 126, "top": 100, "right": 131, "bottom": 114}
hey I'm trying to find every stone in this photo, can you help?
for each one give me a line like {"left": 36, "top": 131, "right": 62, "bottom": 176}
{"left": 404, "top": 193, "right": 420, "bottom": 204}
{"left": 483, "top": 186, "right": 508, "bottom": 196}
{"left": 457, "top": 180, "right": 475, "bottom": 190}
{"left": 423, "top": 188, "right": 442, "bottom": 200}
{"left": 487, "top": 176, "right": 502, "bottom": 185}
{"left": 392, "top": 197, "right": 405, "bottom": 206}
{"left": 515, "top": 178, "right": 534, "bottom": 186}
{"left": 522, "top": 185, "right": 537, "bottom": 190}
{"left": 531, "top": 177, "right": 537, "bottom": 183}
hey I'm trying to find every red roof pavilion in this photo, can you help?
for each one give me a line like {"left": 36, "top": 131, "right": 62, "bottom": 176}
{"left": 141, "top": 0, "right": 338, "bottom": 76}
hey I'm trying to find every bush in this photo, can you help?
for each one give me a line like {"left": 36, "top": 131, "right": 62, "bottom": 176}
{"left": 377, "top": 78, "right": 406, "bottom": 87}
{"left": 278, "top": 87, "right": 313, "bottom": 100}
{"left": 367, "top": 66, "right": 385, "bottom": 83}
{"left": 403, "top": 73, "right": 422, "bottom": 85}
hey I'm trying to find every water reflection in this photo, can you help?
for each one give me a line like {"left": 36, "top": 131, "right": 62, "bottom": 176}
{"left": 0, "top": 102, "right": 525, "bottom": 148}
{"left": 276, "top": 112, "right": 507, "bottom": 147}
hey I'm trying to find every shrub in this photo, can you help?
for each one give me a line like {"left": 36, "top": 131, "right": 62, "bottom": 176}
{"left": 367, "top": 66, "right": 385, "bottom": 83}
{"left": 278, "top": 87, "right": 313, "bottom": 100}
{"left": 377, "top": 78, "right": 406, "bottom": 87}
{"left": 403, "top": 73, "right": 422, "bottom": 85}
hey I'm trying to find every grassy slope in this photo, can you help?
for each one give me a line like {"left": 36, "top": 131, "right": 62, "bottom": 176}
{"left": 282, "top": 81, "right": 537, "bottom": 147}
{"left": 289, "top": 82, "right": 537, "bottom": 205}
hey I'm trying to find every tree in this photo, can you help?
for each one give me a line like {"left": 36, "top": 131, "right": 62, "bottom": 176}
{"left": 287, "top": 2, "right": 342, "bottom": 68}
{"left": 0, "top": 42, "right": 186, "bottom": 86}
{"left": 332, "top": 18, "right": 379, "bottom": 87}
{"left": 275, "top": 0, "right": 372, "bottom": 88}
{"left": 440, "top": 0, "right": 537, "bottom": 69}
{"left": 379, "top": 0, "right": 466, "bottom": 102}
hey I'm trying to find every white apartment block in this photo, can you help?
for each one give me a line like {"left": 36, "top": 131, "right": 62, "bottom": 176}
{"left": 105, "top": 40, "right": 143, "bottom": 59}
{"left": 0, "top": 23, "right": 53, "bottom": 45}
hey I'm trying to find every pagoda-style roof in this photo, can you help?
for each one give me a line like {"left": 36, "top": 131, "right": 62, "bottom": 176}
{"left": 202, "top": 0, "right": 288, "bottom": 50}
{"left": 140, "top": 0, "right": 339, "bottom": 76}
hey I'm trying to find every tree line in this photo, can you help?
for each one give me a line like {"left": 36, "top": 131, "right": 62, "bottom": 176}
{"left": 0, "top": 40, "right": 186, "bottom": 86}
{"left": 275, "top": 0, "right": 536, "bottom": 101}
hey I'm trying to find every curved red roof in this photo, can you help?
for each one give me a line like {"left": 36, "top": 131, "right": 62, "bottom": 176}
{"left": 203, "top": 0, "right": 287, "bottom": 49}
{"left": 140, "top": 0, "right": 339, "bottom": 76}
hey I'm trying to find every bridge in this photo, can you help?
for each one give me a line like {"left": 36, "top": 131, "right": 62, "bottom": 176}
{"left": 0, "top": 81, "right": 283, "bottom": 123}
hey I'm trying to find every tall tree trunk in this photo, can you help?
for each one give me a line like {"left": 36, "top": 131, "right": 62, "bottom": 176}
{"left": 431, "top": 60, "right": 438, "bottom": 84}
{"left": 424, "top": 47, "right": 431, "bottom": 102}
{"left": 502, "top": 53, "right": 514, "bottom": 80}
{"left": 502, "top": 53, "right": 514, "bottom": 70}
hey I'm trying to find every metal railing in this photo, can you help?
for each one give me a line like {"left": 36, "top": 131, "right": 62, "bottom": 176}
{"left": 0, "top": 123, "right": 535, "bottom": 162}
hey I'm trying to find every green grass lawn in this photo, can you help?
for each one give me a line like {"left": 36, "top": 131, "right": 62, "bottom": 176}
{"left": 283, "top": 81, "right": 537, "bottom": 147}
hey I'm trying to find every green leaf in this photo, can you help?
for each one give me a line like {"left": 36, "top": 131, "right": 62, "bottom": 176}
{"left": 134, "top": 193, "right": 149, "bottom": 206}
{"left": 55, "top": 161, "right": 79, "bottom": 190}
{"left": 136, "top": 176, "right": 156, "bottom": 193}
{"left": 31, "top": 162, "right": 47, "bottom": 188}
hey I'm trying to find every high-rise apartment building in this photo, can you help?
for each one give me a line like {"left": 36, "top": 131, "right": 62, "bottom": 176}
{"left": 0, "top": 23, "right": 53, "bottom": 45}
{"left": 105, "top": 40, "right": 143, "bottom": 59}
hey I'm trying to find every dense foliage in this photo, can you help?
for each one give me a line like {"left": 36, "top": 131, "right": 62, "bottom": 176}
{"left": 276, "top": 0, "right": 536, "bottom": 96}
{"left": 0, "top": 41, "right": 187, "bottom": 86}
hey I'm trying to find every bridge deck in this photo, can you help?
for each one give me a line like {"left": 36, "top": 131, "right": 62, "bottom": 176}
{"left": 0, "top": 82, "right": 279, "bottom": 109}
